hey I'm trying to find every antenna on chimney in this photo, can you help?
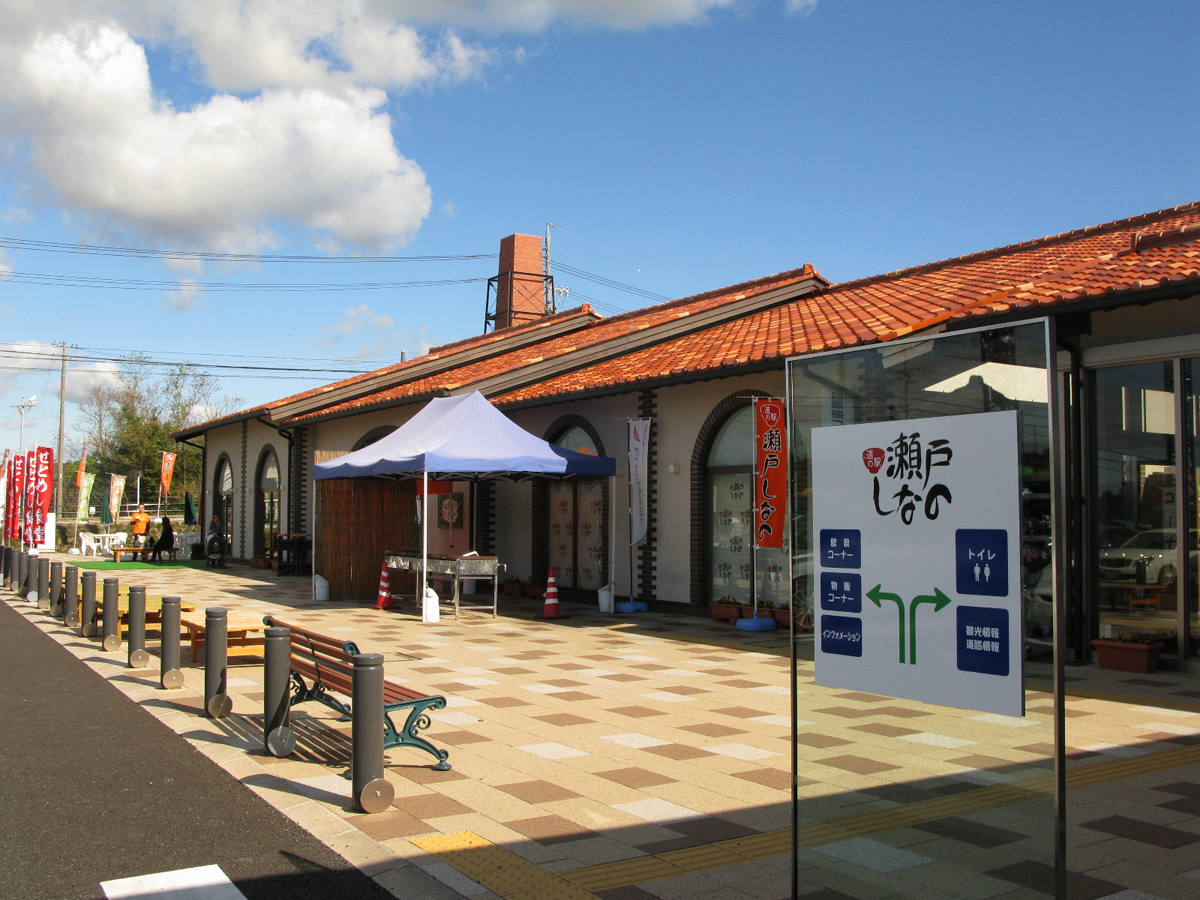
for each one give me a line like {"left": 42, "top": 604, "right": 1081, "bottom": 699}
{"left": 543, "top": 223, "right": 555, "bottom": 314}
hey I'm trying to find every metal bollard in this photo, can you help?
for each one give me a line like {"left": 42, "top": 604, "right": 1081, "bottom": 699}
{"left": 15, "top": 551, "right": 25, "bottom": 594}
{"left": 101, "top": 578, "right": 120, "bottom": 652}
{"left": 203, "top": 607, "right": 231, "bottom": 718}
{"left": 64, "top": 566, "right": 80, "bottom": 627}
{"left": 127, "top": 585, "right": 149, "bottom": 668}
{"left": 263, "top": 627, "right": 295, "bottom": 756}
{"left": 37, "top": 557, "right": 50, "bottom": 608}
{"left": 80, "top": 571, "right": 98, "bottom": 636}
{"left": 49, "top": 561, "right": 63, "bottom": 616}
{"left": 351, "top": 653, "right": 394, "bottom": 813}
{"left": 160, "top": 596, "right": 183, "bottom": 689}
{"left": 1, "top": 547, "right": 9, "bottom": 587}
{"left": 26, "top": 553, "right": 40, "bottom": 603}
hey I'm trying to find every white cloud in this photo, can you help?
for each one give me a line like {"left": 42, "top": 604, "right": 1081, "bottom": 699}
{"left": 163, "top": 279, "right": 205, "bottom": 311}
{"left": 2, "top": 25, "right": 431, "bottom": 252}
{"left": 0, "top": 1, "right": 754, "bottom": 252}
{"left": 784, "top": 0, "right": 818, "bottom": 16}
{"left": 65, "top": 361, "right": 122, "bottom": 404}
{"left": 312, "top": 303, "right": 406, "bottom": 357}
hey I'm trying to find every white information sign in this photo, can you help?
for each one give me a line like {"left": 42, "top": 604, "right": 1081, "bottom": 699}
{"left": 811, "top": 410, "right": 1024, "bottom": 717}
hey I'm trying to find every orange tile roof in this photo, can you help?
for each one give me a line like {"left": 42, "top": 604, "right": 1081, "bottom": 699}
{"left": 494, "top": 203, "right": 1200, "bottom": 406}
{"left": 282, "top": 266, "right": 823, "bottom": 424}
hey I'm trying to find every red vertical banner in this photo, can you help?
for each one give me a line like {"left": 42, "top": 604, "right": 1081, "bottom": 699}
{"left": 24, "top": 450, "right": 35, "bottom": 545}
{"left": 160, "top": 452, "right": 177, "bottom": 496}
{"left": 9, "top": 455, "right": 25, "bottom": 541}
{"left": 34, "top": 447, "right": 53, "bottom": 546}
{"left": 4, "top": 456, "right": 14, "bottom": 540}
{"left": 753, "top": 399, "right": 788, "bottom": 550}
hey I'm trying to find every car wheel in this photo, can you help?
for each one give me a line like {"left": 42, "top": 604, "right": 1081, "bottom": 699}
{"left": 1158, "top": 564, "right": 1178, "bottom": 586}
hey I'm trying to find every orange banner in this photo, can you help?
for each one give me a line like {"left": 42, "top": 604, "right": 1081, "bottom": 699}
{"left": 160, "top": 452, "right": 177, "bottom": 496}
{"left": 75, "top": 449, "right": 88, "bottom": 487}
{"left": 753, "top": 400, "right": 787, "bottom": 550}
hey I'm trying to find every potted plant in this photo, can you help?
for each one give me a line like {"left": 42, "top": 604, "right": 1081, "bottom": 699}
{"left": 709, "top": 596, "right": 741, "bottom": 624}
{"left": 773, "top": 600, "right": 791, "bottom": 627}
{"left": 503, "top": 576, "right": 523, "bottom": 597}
{"left": 1091, "top": 634, "right": 1167, "bottom": 674}
{"left": 751, "top": 600, "right": 775, "bottom": 620}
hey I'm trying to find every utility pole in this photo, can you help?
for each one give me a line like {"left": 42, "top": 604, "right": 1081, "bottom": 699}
{"left": 57, "top": 341, "right": 66, "bottom": 523}
{"left": 543, "top": 222, "right": 555, "bottom": 314}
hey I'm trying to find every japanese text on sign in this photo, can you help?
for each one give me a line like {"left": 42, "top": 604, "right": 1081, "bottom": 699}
{"left": 754, "top": 400, "right": 788, "bottom": 549}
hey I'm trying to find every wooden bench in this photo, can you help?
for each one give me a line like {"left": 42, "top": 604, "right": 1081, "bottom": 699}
{"left": 264, "top": 616, "right": 451, "bottom": 770}
{"left": 111, "top": 545, "right": 148, "bottom": 563}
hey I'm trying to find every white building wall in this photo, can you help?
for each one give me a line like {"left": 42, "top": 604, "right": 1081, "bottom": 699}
{"left": 202, "top": 419, "right": 288, "bottom": 560}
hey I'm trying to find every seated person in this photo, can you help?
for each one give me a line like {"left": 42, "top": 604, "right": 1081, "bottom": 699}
{"left": 150, "top": 516, "right": 174, "bottom": 561}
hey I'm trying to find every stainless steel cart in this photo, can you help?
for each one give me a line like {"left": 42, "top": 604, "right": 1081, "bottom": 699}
{"left": 384, "top": 552, "right": 505, "bottom": 617}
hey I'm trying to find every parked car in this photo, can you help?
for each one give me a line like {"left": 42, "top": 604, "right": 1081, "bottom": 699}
{"left": 1098, "top": 529, "right": 1198, "bottom": 585}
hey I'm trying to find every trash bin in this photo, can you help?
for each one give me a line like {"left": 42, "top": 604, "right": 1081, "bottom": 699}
{"left": 313, "top": 574, "right": 330, "bottom": 602}
{"left": 598, "top": 584, "right": 614, "bottom": 614}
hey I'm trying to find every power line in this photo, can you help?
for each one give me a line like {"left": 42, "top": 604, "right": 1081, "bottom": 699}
{"left": 553, "top": 262, "right": 671, "bottom": 303}
{"left": 0, "top": 236, "right": 495, "bottom": 264}
{"left": 2, "top": 271, "right": 490, "bottom": 292}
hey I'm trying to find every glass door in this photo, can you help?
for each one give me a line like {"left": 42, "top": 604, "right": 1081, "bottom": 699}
{"left": 1091, "top": 362, "right": 1190, "bottom": 658}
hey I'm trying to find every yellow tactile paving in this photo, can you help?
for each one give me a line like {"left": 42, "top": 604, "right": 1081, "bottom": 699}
{"left": 413, "top": 832, "right": 602, "bottom": 900}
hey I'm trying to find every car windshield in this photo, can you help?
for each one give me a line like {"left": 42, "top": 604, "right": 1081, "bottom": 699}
{"left": 1119, "top": 530, "right": 1200, "bottom": 550}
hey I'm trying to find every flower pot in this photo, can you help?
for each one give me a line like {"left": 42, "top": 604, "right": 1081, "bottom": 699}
{"left": 773, "top": 608, "right": 791, "bottom": 627}
{"left": 709, "top": 602, "right": 740, "bottom": 625}
{"left": 1091, "top": 638, "right": 1165, "bottom": 674}
{"left": 503, "top": 582, "right": 522, "bottom": 597}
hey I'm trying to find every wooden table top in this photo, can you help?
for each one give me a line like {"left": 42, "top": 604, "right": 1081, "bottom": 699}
{"left": 179, "top": 611, "right": 268, "bottom": 631}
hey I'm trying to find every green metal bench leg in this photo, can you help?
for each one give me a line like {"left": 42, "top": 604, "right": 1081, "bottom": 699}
{"left": 384, "top": 696, "right": 451, "bottom": 771}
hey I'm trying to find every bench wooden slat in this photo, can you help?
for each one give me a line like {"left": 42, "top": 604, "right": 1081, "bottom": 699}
{"left": 263, "top": 615, "right": 451, "bottom": 770}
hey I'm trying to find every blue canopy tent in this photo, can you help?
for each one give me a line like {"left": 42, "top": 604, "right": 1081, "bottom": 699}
{"left": 313, "top": 392, "right": 616, "bottom": 615}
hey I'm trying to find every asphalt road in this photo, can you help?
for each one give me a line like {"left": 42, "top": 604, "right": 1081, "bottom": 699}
{"left": 0, "top": 598, "right": 399, "bottom": 900}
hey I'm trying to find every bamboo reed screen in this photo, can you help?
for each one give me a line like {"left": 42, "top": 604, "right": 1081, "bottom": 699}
{"left": 315, "top": 478, "right": 419, "bottom": 602}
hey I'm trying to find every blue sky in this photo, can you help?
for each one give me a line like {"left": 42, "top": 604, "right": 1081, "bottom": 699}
{"left": 0, "top": 0, "right": 1195, "bottom": 451}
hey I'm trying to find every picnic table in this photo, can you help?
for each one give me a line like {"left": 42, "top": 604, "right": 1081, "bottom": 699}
{"left": 180, "top": 610, "right": 270, "bottom": 663}
{"left": 91, "top": 592, "right": 198, "bottom": 640}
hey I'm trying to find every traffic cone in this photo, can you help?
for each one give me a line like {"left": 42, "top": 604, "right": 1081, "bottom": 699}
{"left": 374, "top": 560, "right": 393, "bottom": 610}
{"left": 536, "top": 568, "right": 568, "bottom": 620}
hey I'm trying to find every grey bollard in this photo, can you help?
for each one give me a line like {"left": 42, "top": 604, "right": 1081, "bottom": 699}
{"left": 50, "top": 561, "right": 63, "bottom": 616}
{"left": 1, "top": 547, "right": 9, "bottom": 587}
{"left": 127, "top": 585, "right": 149, "bottom": 668}
{"left": 101, "top": 578, "right": 120, "bottom": 652}
{"left": 15, "top": 551, "right": 25, "bottom": 593}
{"left": 263, "top": 627, "right": 295, "bottom": 756}
{"left": 204, "top": 607, "right": 231, "bottom": 718}
{"left": 80, "top": 571, "right": 98, "bottom": 636}
{"left": 36, "top": 556, "right": 50, "bottom": 608}
{"left": 351, "top": 653, "right": 394, "bottom": 813}
{"left": 64, "top": 566, "right": 80, "bottom": 627}
{"left": 160, "top": 596, "right": 183, "bottom": 689}
{"left": 26, "top": 552, "right": 39, "bottom": 602}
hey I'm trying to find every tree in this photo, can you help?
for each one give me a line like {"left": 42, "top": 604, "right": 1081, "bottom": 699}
{"left": 75, "top": 355, "right": 242, "bottom": 508}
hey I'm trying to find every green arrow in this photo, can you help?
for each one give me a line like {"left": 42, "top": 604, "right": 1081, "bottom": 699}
{"left": 867, "top": 584, "right": 906, "bottom": 664}
{"left": 908, "top": 588, "right": 953, "bottom": 665}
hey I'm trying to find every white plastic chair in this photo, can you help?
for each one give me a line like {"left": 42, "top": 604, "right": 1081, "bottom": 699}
{"left": 80, "top": 533, "right": 98, "bottom": 557}
{"left": 109, "top": 533, "right": 127, "bottom": 555}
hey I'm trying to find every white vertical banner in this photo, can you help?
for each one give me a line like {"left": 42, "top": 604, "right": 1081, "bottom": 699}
{"left": 628, "top": 419, "right": 652, "bottom": 546}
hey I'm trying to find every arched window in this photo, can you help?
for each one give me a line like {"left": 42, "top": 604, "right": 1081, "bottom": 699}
{"left": 546, "top": 423, "right": 607, "bottom": 592}
{"left": 255, "top": 448, "right": 280, "bottom": 561}
{"left": 353, "top": 426, "right": 397, "bottom": 452}
{"left": 213, "top": 457, "right": 234, "bottom": 548}
{"left": 706, "top": 406, "right": 790, "bottom": 606}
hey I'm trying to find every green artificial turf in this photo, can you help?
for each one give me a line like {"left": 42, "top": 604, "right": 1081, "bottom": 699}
{"left": 69, "top": 559, "right": 209, "bottom": 571}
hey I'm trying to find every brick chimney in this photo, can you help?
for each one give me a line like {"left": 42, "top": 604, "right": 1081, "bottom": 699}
{"left": 493, "top": 233, "right": 545, "bottom": 330}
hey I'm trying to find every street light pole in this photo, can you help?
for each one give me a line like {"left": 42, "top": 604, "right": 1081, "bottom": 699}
{"left": 13, "top": 396, "right": 36, "bottom": 548}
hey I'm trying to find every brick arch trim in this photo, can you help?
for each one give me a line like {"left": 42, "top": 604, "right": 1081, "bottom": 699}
{"left": 689, "top": 390, "right": 770, "bottom": 609}
{"left": 542, "top": 414, "right": 606, "bottom": 457}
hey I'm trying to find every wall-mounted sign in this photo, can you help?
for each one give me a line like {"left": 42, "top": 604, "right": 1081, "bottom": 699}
{"left": 812, "top": 410, "right": 1023, "bottom": 717}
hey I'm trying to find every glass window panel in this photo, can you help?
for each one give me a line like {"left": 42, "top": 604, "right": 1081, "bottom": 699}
{"left": 786, "top": 322, "right": 1054, "bottom": 898}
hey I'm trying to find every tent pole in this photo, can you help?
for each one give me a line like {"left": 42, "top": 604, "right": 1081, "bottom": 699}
{"left": 422, "top": 470, "right": 429, "bottom": 620}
